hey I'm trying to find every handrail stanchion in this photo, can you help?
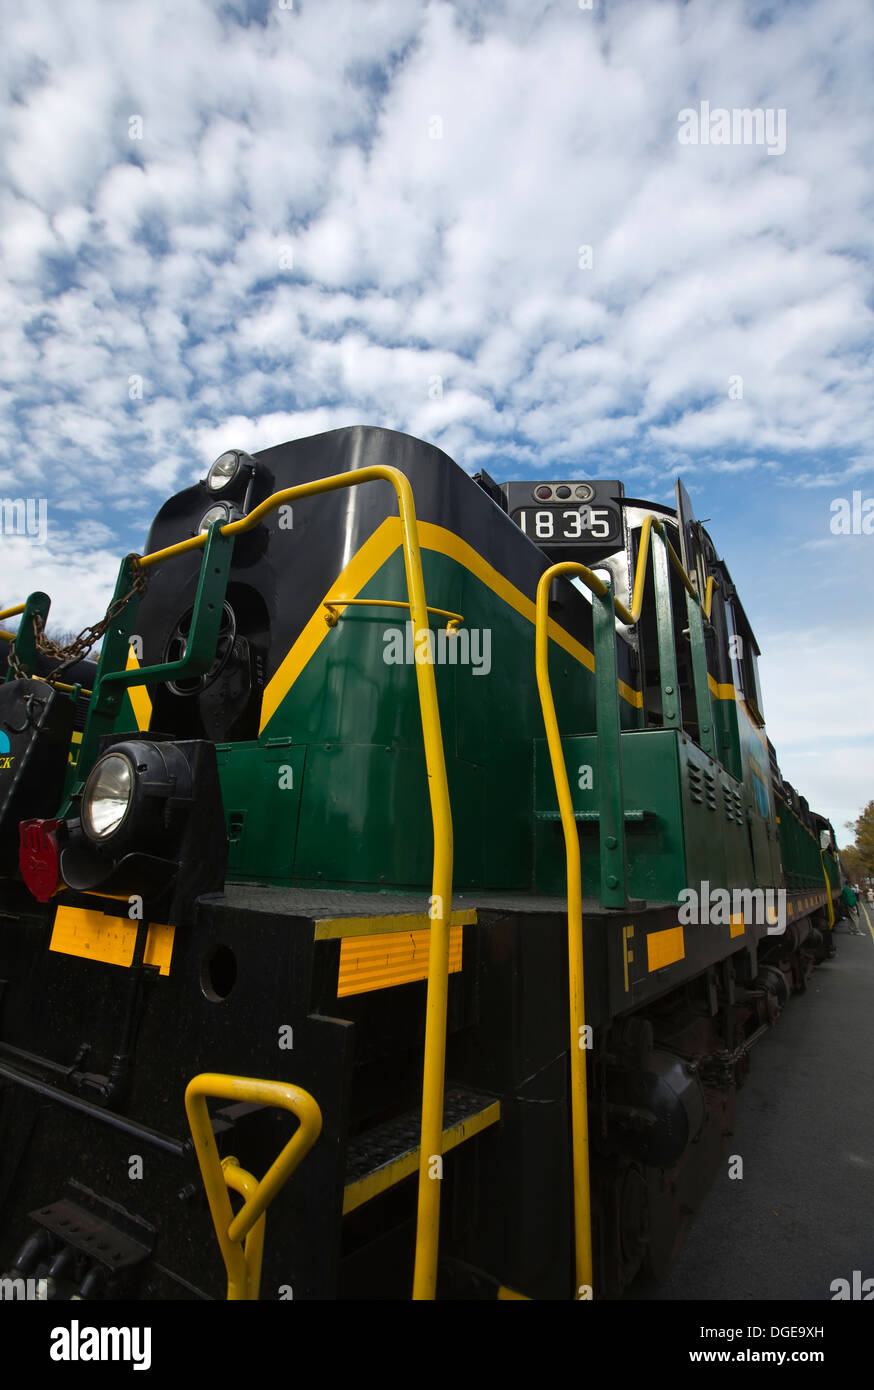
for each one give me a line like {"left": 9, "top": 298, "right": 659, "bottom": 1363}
{"left": 220, "top": 1157, "right": 267, "bottom": 1301}
{"left": 536, "top": 563, "right": 607, "bottom": 1300}
{"left": 184, "top": 1073, "right": 322, "bottom": 1300}
{"left": 534, "top": 519, "right": 718, "bottom": 1299}
{"left": 820, "top": 851, "right": 836, "bottom": 929}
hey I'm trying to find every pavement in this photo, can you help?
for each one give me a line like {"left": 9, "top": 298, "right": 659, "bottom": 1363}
{"left": 635, "top": 901, "right": 874, "bottom": 1301}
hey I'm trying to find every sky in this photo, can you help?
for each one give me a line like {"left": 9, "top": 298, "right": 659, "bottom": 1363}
{"left": 0, "top": 0, "right": 872, "bottom": 839}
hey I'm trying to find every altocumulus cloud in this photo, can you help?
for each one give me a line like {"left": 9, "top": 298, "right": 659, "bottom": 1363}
{"left": 0, "top": 0, "right": 872, "bottom": 827}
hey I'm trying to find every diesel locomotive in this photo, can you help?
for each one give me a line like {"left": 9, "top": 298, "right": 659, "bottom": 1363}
{"left": 0, "top": 426, "right": 842, "bottom": 1301}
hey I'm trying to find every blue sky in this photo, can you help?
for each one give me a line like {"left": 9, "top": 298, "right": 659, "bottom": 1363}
{"left": 0, "top": 0, "right": 871, "bottom": 838}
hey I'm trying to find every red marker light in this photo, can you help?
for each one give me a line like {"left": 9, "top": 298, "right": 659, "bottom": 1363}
{"left": 19, "top": 819, "right": 62, "bottom": 903}
{"left": 534, "top": 485, "right": 552, "bottom": 500}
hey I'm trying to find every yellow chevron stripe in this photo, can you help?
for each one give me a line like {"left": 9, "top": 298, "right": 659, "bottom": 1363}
{"left": 125, "top": 648, "right": 152, "bottom": 730}
{"left": 259, "top": 517, "right": 644, "bottom": 732}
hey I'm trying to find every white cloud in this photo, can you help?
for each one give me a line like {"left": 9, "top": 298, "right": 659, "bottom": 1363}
{"left": 0, "top": 0, "right": 871, "bottom": 822}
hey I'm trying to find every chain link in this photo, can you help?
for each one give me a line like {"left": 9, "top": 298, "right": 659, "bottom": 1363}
{"left": 7, "top": 555, "right": 149, "bottom": 683}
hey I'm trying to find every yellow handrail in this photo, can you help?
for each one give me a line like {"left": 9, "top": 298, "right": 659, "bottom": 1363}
{"left": 534, "top": 516, "right": 715, "bottom": 1298}
{"left": 221, "top": 1157, "right": 267, "bottom": 1300}
{"left": 323, "top": 598, "right": 463, "bottom": 631}
{"left": 184, "top": 1073, "right": 322, "bottom": 1300}
{"left": 820, "top": 851, "right": 836, "bottom": 929}
{"left": 0, "top": 604, "right": 26, "bottom": 622}
{"left": 621, "top": 515, "right": 716, "bottom": 627}
{"left": 145, "top": 465, "right": 453, "bottom": 1300}
{"left": 536, "top": 565, "right": 603, "bottom": 1300}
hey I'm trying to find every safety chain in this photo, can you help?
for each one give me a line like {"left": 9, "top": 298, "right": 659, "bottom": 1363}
{"left": 7, "top": 555, "right": 149, "bottom": 682}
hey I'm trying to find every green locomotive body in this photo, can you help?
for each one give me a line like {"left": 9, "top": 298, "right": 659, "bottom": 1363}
{"left": 0, "top": 426, "right": 841, "bottom": 1299}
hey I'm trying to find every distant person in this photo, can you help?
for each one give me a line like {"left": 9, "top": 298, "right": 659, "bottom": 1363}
{"left": 867, "top": 887, "right": 874, "bottom": 906}
{"left": 841, "top": 883, "right": 862, "bottom": 935}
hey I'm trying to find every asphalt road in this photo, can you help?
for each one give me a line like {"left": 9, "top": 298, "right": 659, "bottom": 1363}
{"left": 637, "top": 904, "right": 874, "bottom": 1301}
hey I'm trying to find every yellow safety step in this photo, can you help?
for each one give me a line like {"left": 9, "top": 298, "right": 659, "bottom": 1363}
{"left": 343, "top": 1087, "right": 500, "bottom": 1215}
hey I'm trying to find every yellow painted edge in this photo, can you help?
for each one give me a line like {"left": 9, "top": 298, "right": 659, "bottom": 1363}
{"left": 143, "top": 921, "right": 175, "bottom": 975}
{"left": 706, "top": 674, "right": 768, "bottom": 748}
{"left": 619, "top": 681, "right": 643, "bottom": 709}
{"left": 260, "top": 518, "right": 399, "bottom": 732}
{"left": 497, "top": 1285, "right": 531, "bottom": 1300}
{"left": 315, "top": 908, "right": 477, "bottom": 940}
{"left": 861, "top": 900, "right": 874, "bottom": 945}
{"left": 125, "top": 648, "right": 152, "bottom": 731}
{"left": 342, "top": 1099, "right": 501, "bottom": 1214}
{"left": 50, "top": 905, "right": 174, "bottom": 976}
{"left": 647, "top": 925, "right": 685, "bottom": 972}
{"left": 260, "top": 516, "right": 645, "bottom": 733}
{"left": 418, "top": 520, "right": 596, "bottom": 676}
{"left": 420, "top": 521, "right": 644, "bottom": 708}
{"left": 729, "top": 912, "right": 745, "bottom": 939}
{"left": 622, "top": 924, "right": 632, "bottom": 993}
{"left": 708, "top": 674, "right": 737, "bottom": 700}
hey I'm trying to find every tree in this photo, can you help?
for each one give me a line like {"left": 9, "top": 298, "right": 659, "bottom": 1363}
{"left": 841, "top": 845, "right": 867, "bottom": 884}
{"left": 844, "top": 800, "right": 874, "bottom": 879}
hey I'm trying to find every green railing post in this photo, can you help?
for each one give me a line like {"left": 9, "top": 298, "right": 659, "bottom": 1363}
{"left": 98, "top": 522, "right": 235, "bottom": 694}
{"left": 684, "top": 589, "right": 716, "bottom": 758}
{"left": 4, "top": 592, "right": 51, "bottom": 681}
{"left": 593, "top": 574, "right": 628, "bottom": 909}
{"left": 71, "top": 521, "right": 235, "bottom": 794}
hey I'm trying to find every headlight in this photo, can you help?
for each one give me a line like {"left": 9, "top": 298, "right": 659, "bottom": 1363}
{"left": 78, "top": 739, "right": 195, "bottom": 852}
{"left": 197, "top": 502, "right": 243, "bottom": 533}
{"left": 199, "top": 503, "right": 230, "bottom": 532}
{"left": 206, "top": 448, "right": 256, "bottom": 494}
{"left": 56, "top": 738, "right": 227, "bottom": 926}
{"left": 207, "top": 450, "right": 243, "bottom": 492}
{"left": 81, "top": 753, "right": 134, "bottom": 842}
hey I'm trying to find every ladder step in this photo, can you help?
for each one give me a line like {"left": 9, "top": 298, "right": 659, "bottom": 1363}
{"left": 343, "top": 1088, "right": 500, "bottom": 1215}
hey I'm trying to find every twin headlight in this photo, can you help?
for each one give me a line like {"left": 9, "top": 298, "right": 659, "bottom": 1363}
{"left": 198, "top": 448, "right": 257, "bottom": 534}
